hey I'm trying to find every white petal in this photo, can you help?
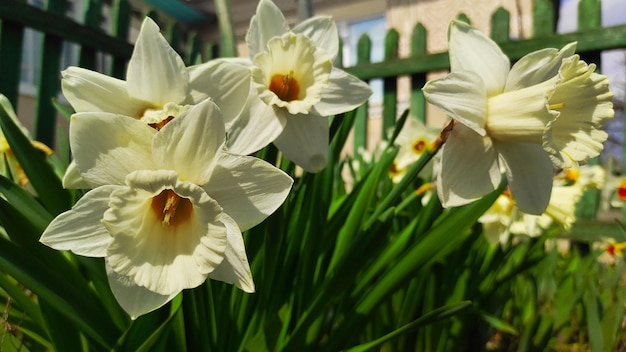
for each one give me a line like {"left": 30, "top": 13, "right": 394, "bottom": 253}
{"left": 448, "top": 20, "right": 509, "bottom": 96}
{"left": 423, "top": 71, "right": 487, "bottom": 135}
{"left": 505, "top": 42, "right": 577, "bottom": 91}
{"left": 246, "top": 0, "right": 289, "bottom": 58}
{"left": 106, "top": 262, "right": 177, "bottom": 319}
{"left": 497, "top": 142, "right": 553, "bottom": 214}
{"left": 61, "top": 67, "right": 150, "bottom": 116}
{"left": 62, "top": 160, "right": 92, "bottom": 189}
{"left": 225, "top": 92, "right": 286, "bottom": 156}
{"left": 208, "top": 215, "right": 254, "bottom": 292}
{"left": 40, "top": 186, "right": 122, "bottom": 257}
{"left": 70, "top": 113, "right": 156, "bottom": 187}
{"left": 127, "top": 17, "right": 188, "bottom": 105}
{"left": 292, "top": 16, "right": 339, "bottom": 59}
{"left": 204, "top": 152, "right": 293, "bottom": 231}
{"left": 152, "top": 99, "right": 224, "bottom": 184}
{"left": 104, "top": 170, "right": 228, "bottom": 295}
{"left": 437, "top": 124, "right": 501, "bottom": 207}
{"left": 273, "top": 113, "right": 329, "bottom": 172}
{"left": 314, "top": 68, "right": 372, "bottom": 116}
{"left": 187, "top": 59, "right": 251, "bottom": 121}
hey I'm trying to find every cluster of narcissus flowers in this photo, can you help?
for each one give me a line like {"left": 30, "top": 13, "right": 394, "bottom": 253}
{"left": 424, "top": 20, "right": 613, "bottom": 215}
{"left": 479, "top": 165, "right": 605, "bottom": 246}
{"left": 40, "top": 0, "right": 370, "bottom": 318}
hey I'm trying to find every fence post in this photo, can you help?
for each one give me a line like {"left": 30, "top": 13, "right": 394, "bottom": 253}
{"left": 0, "top": 19, "right": 24, "bottom": 108}
{"left": 353, "top": 34, "right": 371, "bottom": 152}
{"left": 78, "top": 0, "right": 103, "bottom": 70}
{"left": 109, "top": 0, "right": 130, "bottom": 79}
{"left": 491, "top": 7, "right": 510, "bottom": 44}
{"left": 382, "top": 29, "right": 399, "bottom": 139}
{"left": 410, "top": 23, "right": 426, "bottom": 124}
{"left": 532, "top": 0, "right": 556, "bottom": 37}
{"left": 35, "top": 0, "right": 68, "bottom": 147}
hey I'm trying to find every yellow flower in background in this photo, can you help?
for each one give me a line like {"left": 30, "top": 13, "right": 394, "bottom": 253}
{"left": 423, "top": 20, "right": 613, "bottom": 214}
{"left": 480, "top": 165, "right": 605, "bottom": 245}
{"left": 0, "top": 95, "right": 53, "bottom": 191}
{"left": 223, "top": 0, "right": 372, "bottom": 172}
{"left": 41, "top": 100, "right": 293, "bottom": 318}
{"left": 61, "top": 17, "right": 250, "bottom": 189}
{"left": 389, "top": 118, "right": 438, "bottom": 183}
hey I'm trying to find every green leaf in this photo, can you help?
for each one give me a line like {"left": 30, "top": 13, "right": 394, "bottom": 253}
{"left": 0, "top": 236, "right": 119, "bottom": 349}
{"left": 479, "top": 310, "right": 519, "bottom": 336}
{"left": 345, "top": 301, "right": 472, "bottom": 352}
{"left": 113, "top": 296, "right": 183, "bottom": 352}
{"left": 0, "top": 174, "right": 53, "bottom": 232}
{"left": 0, "top": 95, "right": 71, "bottom": 215}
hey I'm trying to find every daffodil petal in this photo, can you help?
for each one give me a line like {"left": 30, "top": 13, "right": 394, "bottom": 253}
{"left": 187, "top": 60, "right": 251, "bottom": 121}
{"left": 505, "top": 42, "right": 577, "bottom": 91}
{"left": 104, "top": 170, "right": 228, "bottom": 295}
{"left": 62, "top": 160, "right": 92, "bottom": 189}
{"left": 70, "top": 113, "right": 156, "bottom": 187}
{"left": 204, "top": 152, "right": 293, "bottom": 231}
{"left": 246, "top": 0, "right": 289, "bottom": 58}
{"left": 437, "top": 124, "right": 501, "bottom": 207}
{"left": 209, "top": 215, "right": 254, "bottom": 292}
{"left": 152, "top": 99, "right": 224, "bottom": 184}
{"left": 273, "top": 113, "right": 329, "bottom": 172}
{"left": 225, "top": 92, "right": 287, "bottom": 156}
{"left": 497, "top": 142, "right": 553, "bottom": 215}
{"left": 61, "top": 67, "right": 149, "bottom": 117}
{"left": 448, "top": 20, "right": 509, "bottom": 95}
{"left": 293, "top": 16, "right": 339, "bottom": 59}
{"left": 40, "top": 185, "right": 121, "bottom": 257}
{"left": 127, "top": 17, "right": 188, "bottom": 105}
{"left": 314, "top": 68, "right": 372, "bottom": 116}
{"left": 422, "top": 71, "right": 487, "bottom": 135}
{"left": 106, "top": 262, "right": 177, "bottom": 319}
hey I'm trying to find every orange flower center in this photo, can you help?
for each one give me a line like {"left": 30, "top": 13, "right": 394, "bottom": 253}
{"left": 412, "top": 139, "right": 428, "bottom": 153}
{"left": 618, "top": 180, "right": 626, "bottom": 201}
{"left": 151, "top": 189, "right": 192, "bottom": 227}
{"left": 269, "top": 72, "right": 300, "bottom": 102}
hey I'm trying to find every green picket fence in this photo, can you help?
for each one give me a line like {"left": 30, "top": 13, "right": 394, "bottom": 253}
{"left": 344, "top": 0, "right": 626, "bottom": 166}
{"left": 0, "top": 0, "right": 206, "bottom": 148}
{"left": 1, "top": 0, "right": 626, "bottom": 169}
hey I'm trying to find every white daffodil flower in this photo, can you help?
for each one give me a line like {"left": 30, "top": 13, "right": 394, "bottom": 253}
{"left": 224, "top": 0, "right": 372, "bottom": 172}
{"left": 61, "top": 17, "right": 250, "bottom": 188}
{"left": 480, "top": 165, "right": 604, "bottom": 246}
{"left": 423, "top": 20, "right": 613, "bottom": 214}
{"left": 40, "top": 99, "right": 293, "bottom": 318}
{"left": 389, "top": 118, "right": 438, "bottom": 183}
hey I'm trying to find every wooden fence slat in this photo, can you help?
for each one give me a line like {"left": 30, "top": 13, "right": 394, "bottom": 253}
{"left": 491, "top": 7, "right": 510, "bottom": 43}
{"left": 457, "top": 13, "right": 471, "bottom": 25}
{"left": 34, "top": 0, "right": 68, "bottom": 147}
{"left": 578, "top": 0, "right": 602, "bottom": 31}
{"left": 344, "top": 24, "right": 626, "bottom": 81}
{"left": 353, "top": 34, "right": 371, "bottom": 152}
{"left": 185, "top": 32, "right": 202, "bottom": 65}
{"left": 0, "top": 19, "right": 25, "bottom": 109}
{"left": 382, "top": 29, "right": 399, "bottom": 139}
{"left": 0, "top": 0, "right": 132, "bottom": 60}
{"left": 167, "top": 22, "right": 182, "bottom": 59}
{"left": 410, "top": 23, "right": 426, "bottom": 124}
{"left": 109, "top": 0, "right": 130, "bottom": 78}
{"left": 78, "top": 0, "right": 104, "bottom": 70}
{"left": 532, "top": 0, "right": 556, "bottom": 37}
